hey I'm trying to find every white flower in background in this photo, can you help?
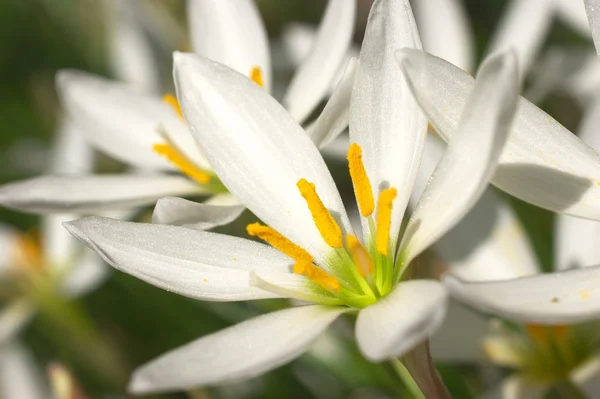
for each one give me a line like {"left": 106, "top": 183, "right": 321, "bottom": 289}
{"left": 0, "top": 0, "right": 356, "bottom": 230}
{"left": 63, "top": 0, "right": 521, "bottom": 393}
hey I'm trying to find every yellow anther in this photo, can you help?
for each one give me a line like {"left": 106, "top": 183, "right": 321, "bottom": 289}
{"left": 250, "top": 66, "right": 264, "bottom": 88}
{"left": 297, "top": 178, "right": 343, "bottom": 248}
{"left": 153, "top": 144, "right": 211, "bottom": 185}
{"left": 163, "top": 94, "right": 183, "bottom": 120}
{"left": 347, "top": 143, "right": 374, "bottom": 217}
{"left": 13, "top": 233, "right": 44, "bottom": 273}
{"left": 293, "top": 261, "right": 341, "bottom": 292}
{"left": 346, "top": 234, "right": 373, "bottom": 277}
{"left": 375, "top": 188, "right": 397, "bottom": 256}
{"left": 247, "top": 223, "right": 313, "bottom": 263}
{"left": 525, "top": 324, "right": 569, "bottom": 345}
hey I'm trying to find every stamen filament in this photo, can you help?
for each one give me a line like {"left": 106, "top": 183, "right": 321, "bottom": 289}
{"left": 247, "top": 223, "right": 314, "bottom": 263}
{"left": 153, "top": 144, "right": 211, "bottom": 184}
{"left": 250, "top": 66, "right": 264, "bottom": 88}
{"left": 163, "top": 94, "right": 183, "bottom": 120}
{"left": 293, "top": 261, "right": 340, "bottom": 293}
{"left": 297, "top": 178, "right": 343, "bottom": 248}
{"left": 375, "top": 188, "right": 397, "bottom": 256}
{"left": 347, "top": 143, "right": 374, "bottom": 217}
{"left": 346, "top": 234, "right": 373, "bottom": 277}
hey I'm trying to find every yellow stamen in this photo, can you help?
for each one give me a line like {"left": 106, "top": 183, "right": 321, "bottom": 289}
{"left": 247, "top": 223, "right": 313, "bottom": 262}
{"left": 163, "top": 94, "right": 183, "bottom": 120}
{"left": 12, "top": 233, "right": 43, "bottom": 272}
{"left": 297, "top": 178, "right": 343, "bottom": 248}
{"left": 375, "top": 188, "right": 397, "bottom": 256}
{"left": 347, "top": 143, "right": 374, "bottom": 217}
{"left": 346, "top": 234, "right": 373, "bottom": 277}
{"left": 293, "top": 261, "right": 340, "bottom": 292}
{"left": 250, "top": 66, "right": 264, "bottom": 88}
{"left": 153, "top": 144, "right": 211, "bottom": 184}
{"left": 525, "top": 324, "right": 569, "bottom": 345}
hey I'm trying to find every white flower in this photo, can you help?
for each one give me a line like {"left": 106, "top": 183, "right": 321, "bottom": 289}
{"left": 64, "top": 0, "right": 521, "bottom": 393}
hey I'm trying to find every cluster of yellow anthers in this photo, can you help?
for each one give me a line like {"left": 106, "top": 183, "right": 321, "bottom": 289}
{"left": 152, "top": 66, "right": 265, "bottom": 187}
{"left": 11, "top": 232, "right": 45, "bottom": 275}
{"left": 247, "top": 143, "right": 398, "bottom": 308}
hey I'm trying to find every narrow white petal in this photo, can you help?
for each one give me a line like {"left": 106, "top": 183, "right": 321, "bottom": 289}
{"left": 251, "top": 271, "right": 341, "bottom": 305}
{"left": 444, "top": 265, "right": 600, "bottom": 324}
{"left": 555, "top": 0, "right": 591, "bottom": 37}
{"left": 585, "top": 0, "right": 600, "bottom": 55}
{"left": 152, "top": 196, "right": 245, "bottom": 230}
{"left": 60, "top": 249, "right": 109, "bottom": 298}
{"left": 429, "top": 300, "right": 489, "bottom": 362}
{"left": 400, "top": 51, "right": 519, "bottom": 265}
{"left": 555, "top": 214, "right": 600, "bottom": 270}
{"left": 481, "top": 375, "right": 547, "bottom": 399}
{"left": 306, "top": 58, "right": 358, "bottom": 148}
{"left": 397, "top": 48, "right": 600, "bottom": 220}
{"left": 42, "top": 214, "right": 79, "bottom": 271}
{"left": 0, "top": 343, "right": 48, "bottom": 399}
{"left": 281, "top": 23, "right": 315, "bottom": 68}
{"left": 487, "top": 0, "right": 554, "bottom": 76}
{"left": 572, "top": 354, "right": 600, "bottom": 397}
{"left": 56, "top": 70, "right": 182, "bottom": 169}
{"left": 51, "top": 118, "right": 94, "bottom": 175}
{"left": 578, "top": 91, "right": 600, "bottom": 152}
{"left": 0, "top": 174, "right": 202, "bottom": 213}
{"left": 413, "top": 0, "right": 474, "bottom": 72}
{"left": 0, "top": 224, "right": 18, "bottom": 278}
{"left": 187, "top": 0, "right": 271, "bottom": 90}
{"left": 174, "top": 53, "right": 351, "bottom": 266}
{"left": 65, "top": 216, "right": 291, "bottom": 301}
{"left": 355, "top": 280, "right": 448, "bottom": 361}
{"left": 283, "top": 0, "right": 356, "bottom": 123}
{"left": 129, "top": 305, "right": 345, "bottom": 393}
{"left": 203, "top": 193, "right": 241, "bottom": 206}
{"left": 349, "top": 0, "right": 427, "bottom": 245}
{"left": 0, "top": 300, "right": 35, "bottom": 343}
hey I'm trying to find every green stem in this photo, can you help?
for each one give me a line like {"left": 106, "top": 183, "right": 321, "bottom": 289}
{"left": 400, "top": 340, "right": 452, "bottom": 399}
{"left": 390, "top": 358, "right": 425, "bottom": 399}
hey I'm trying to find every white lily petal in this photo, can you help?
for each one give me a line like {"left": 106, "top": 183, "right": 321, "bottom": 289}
{"left": 444, "top": 265, "right": 600, "bottom": 324}
{"left": 307, "top": 58, "right": 358, "bottom": 149}
{"left": 203, "top": 193, "right": 241, "bottom": 206}
{"left": 350, "top": 0, "right": 427, "bottom": 245}
{"left": 65, "top": 216, "right": 290, "bottom": 301}
{"left": 397, "top": 48, "right": 600, "bottom": 220}
{"left": 487, "top": 0, "right": 554, "bottom": 76}
{"left": 42, "top": 214, "right": 79, "bottom": 272}
{"left": 283, "top": 0, "right": 356, "bottom": 123}
{"left": 0, "top": 343, "right": 48, "bottom": 399}
{"left": 251, "top": 271, "right": 342, "bottom": 305}
{"left": 563, "top": 53, "right": 600, "bottom": 104}
{"left": 555, "top": 0, "right": 590, "bottom": 37}
{"left": 579, "top": 91, "right": 600, "bottom": 151}
{"left": 572, "top": 353, "right": 600, "bottom": 397}
{"left": 320, "top": 134, "right": 350, "bottom": 161}
{"left": 355, "top": 280, "right": 447, "bottom": 362}
{"left": 51, "top": 118, "right": 94, "bottom": 176}
{"left": 0, "top": 224, "right": 18, "bottom": 278}
{"left": 60, "top": 249, "right": 109, "bottom": 298}
{"left": 400, "top": 51, "right": 518, "bottom": 265}
{"left": 429, "top": 300, "right": 488, "bottom": 362}
{"left": 56, "top": 70, "right": 181, "bottom": 169}
{"left": 555, "top": 214, "right": 600, "bottom": 270}
{"left": 129, "top": 305, "right": 345, "bottom": 393}
{"left": 481, "top": 375, "right": 547, "bottom": 399}
{"left": 174, "top": 53, "right": 351, "bottom": 267}
{"left": 152, "top": 196, "right": 245, "bottom": 230}
{"left": 585, "top": 0, "right": 600, "bottom": 55}
{"left": 0, "top": 300, "right": 35, "bottom": 343}
{"left": 281, "top": 23, "right": 315, "bottom": 68}
{"left": 413, "top": 0, "right": 474, "bottom": 72}
{"left": 0, "top": 174, "right": 202, "bottom": 214}
{"left": 187, "top": 0, "right": 271, "bottom": 91}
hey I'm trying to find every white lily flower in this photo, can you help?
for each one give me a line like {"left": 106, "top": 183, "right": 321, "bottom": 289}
{"left": 63, "top": 0, "right": 521, "bottom": 393}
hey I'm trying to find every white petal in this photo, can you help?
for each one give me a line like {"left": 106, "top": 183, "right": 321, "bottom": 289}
{"left": 578, "top": 91, "right": 600, "bottom": 151}
{"left": 555, "top": 0, "right": 591, "bottom": 37}
{"left": 487, "top": 0, "right": 554, "bottom": 76}
{"left": 572, "top": 354, "right": 600, "bottom": 397}
{"left": 0, "top": 300, "right": 35, "bottom": 343}
{"left": 0, "top": 174, "right": 202, "bottom": 213}
{"left": 152, "top": 196, "right": 245, "bottom": 230}
{"left": 399, "top": 51, "right": 519, "bottom": 265}
{"left": 187, "top": 0, "right": 271, "bottom": 91}
{"left": 60, "top": 249, "right": 109, "bottom": 298}
{"left": 51, "top": 118, "right": 94, "bottom": 175}
{"left": 586, "top": 0, "right": 600, "bottom": 55}
{"left": 251, "top": 271, "right": 341, "bottom": 305}
{"left": 444, "top": 265, "right": 600, "bottom": 324}
{"left": 0, "top": 343, "right": 48, "bottom": 399}
{"left": 429, "top": 300, "right": 489, "bottom": 362}
{"left": 174, "top": 53, "right": 351, "bottom": 267}
{"left": 349, "top": 0, "right": 427, "bottom": 245}
{"left": 481, "top": 375, "right": 547, "bottom": 399}
{"left": 203, "top": 193, "right": 241, "bottom": 206}
{"left": 0, "top": 224, "right": 19, "bottom": 278}
{"left": 555, "top": 214, "right": 600, "bottom": 270}
{"left": 281, "top": 23, "right": 315, "bottom": 68}
{"left": 355, "top": 280, "right": 448, "bottom": 361}
{"left": 64, "top": 216, "right": 291, "bottom": 301}
{"left": 306, "top": 58, "right": 358, "bottom": 149}
{"left": 397, "top": 48, "right": 600, "bottom": 220}
{"left": 42, "top": 214, "right": 79, "bottom": 271}
{"left": 413, "top": 0, "right": 474, "bottom": 72}
{"left": 283, "top": 0, "right": 356, "bottom": 123}
{"left": 129, "top": 305, "right": 345, "bottom": 393}
{"left": 56, "top": 70, "right": 183, "bottom": 169}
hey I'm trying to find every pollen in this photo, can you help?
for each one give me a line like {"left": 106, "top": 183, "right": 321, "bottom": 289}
{"left": 293, "top": 261, "right": 341, "bottom": 292}
{"left": 163, "top": 94, "right": 183, "bottom": 120}
{"left": 153, "top": 143, "right": 211, "bottom": 184}
{"left": 375, "top": 188, "right": 397, "bottom": 256}
{"left": 247, "top": 223, "right": 314, "bottom": 263}
{"left": 346, "top": 234, "right": 373, "bottom": 277}
{"left": 347, "top": 143, "right": 374, "bottom": 217}
{"left": 297, "top": 179, "right": 343, "bottom": 248}
{"left": 250, "top": 66, "right": 264, "bottom": 88}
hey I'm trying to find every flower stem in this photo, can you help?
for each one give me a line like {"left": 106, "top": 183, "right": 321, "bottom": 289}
{"left": 400, "top": 340, "right": 452, "bottom": 399}
{"left": 390, "top": 358, "right": 425, "bottom": 399}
